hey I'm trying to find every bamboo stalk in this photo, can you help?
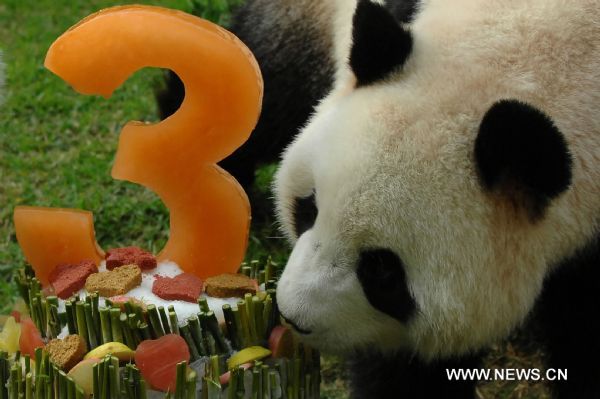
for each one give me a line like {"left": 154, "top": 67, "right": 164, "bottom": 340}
{"left": 227, "top": 367, "right": 238, "bottom": 399}
{"left": 198, "top": 297, "right": 209, "bottom": 314}
{"left": 49, "top": 305, "right": 61, "bottom": 338}
{"left": 237, "top": 301, "right": 252, "bottom": 348}
{"left": 66, "top": 376, "right": 75, "bottom": 399}
{"left": 266, "top": 289, "right": 280, "bottom": 336}
{"left": 240, "top": 266, "right": 252, "bottom": 277}
{"left": 205, "top": 312, "right": 227, "bottom": 353}
{"left": 244, "top": 294, "right": 257, "bottom": 344}
{"left": 9, "top": 365, "right": 18, "bottom": 399}
{"left": 34, "top": 375, "right": 44, "bottom": 399}
{"left": 31, "top": 297, "right": 45, "bottom": 338}
{"left": 75, "top": 302, "right": 89, "bottom": 349}
{"left": 120, "top": 313, "right": 135, "bottom": 349}
{"left": 198, "top": 313, "right": 213, "bottom": 356}
{"left": 24, "top": 355, "right": 30, "bottom": 375}
{"left": 175, "top": 362, "right": 186, "bottom": 399}
{"left": 0, "top": 352, "right": 7, "bottom": 399}
{"left": 140, "top": 379, "right": 148, "bottom": 399}
{"left": 65, "top": 301, "right": 77, "bottom": 335}
{"left": 46, "top": 371, "right": 53, "bottom": 399}
{"left": 39, "top": 376, "right": 49, "bottom": 399}
{"left": 128, "top": 313, "right": 142, "bottom": 347}
{"left": 133, "top": 302, "right": 144, "bottom": 323}
{"left": 169, "top": 310, "right": 180, "bottom": 335}
{"left": 188, "top": 316, "right": 207, "bottom": 356}
{"left": 124, "top": 301, "right": 133, "bottom": 316}
{"left": 222, "top": 304, "right": 240, "bottom": 350}
{"left": 90, "top": 293, "right": 101, "bottom": 341}
{"left": 83, "top": 303, "right": 98, "bottom": 349}
{"left": 179, "top": 324, "right": 200, "bottom": 361}
{"left": 111, "top": 356, "right": 120, "bottom": 398}
{"left": 40, "top": 297, "right": 48, "bottom": 336}
{"left": 110, "top": 308, "right": 123, "bottom": 343}
{"left": 263, "top": 296, "right": 273, "bottom": 338}
{"left": 108, "top": 364, "right": 118, "bottom": 399}
{"left": 123, "top": 374, "right": 132, "bottom": 399}
{"left": 146, "top": 305, "right": 164, "bottom": 338}
{"left": 264, "top": 258, "right": 273, "bottom": 283}
{"left": 252, "top": 297, "right": 264, "bottom": 343}
{"left": 92, "top": 363, "right": 100, "bottom": 399}
{"left": 46, "top": 296, "right": 60, "bottom": 335}
{"left": 158, "top": 306, "right": 171, "bottom": 335}
{"left": 252, "top": 367, "right": 261, "bottom": 399}
{"left": 262, "top": 365, "right": 271, "bottom": 399}
{"left": 209, "top": 355, "right": 220, "bottom": 382}
{"left": 99, "top": 308, "right": 112, "bottom": 343}
{"left": 138, "top": 323, "right": 152, "bottom": 341}
{"left": 293, "top": 358, "right": 301, "bottom": 399}
{"left": 58, "top": 370, "right": 67, "bottom": 399}
{"left": 186, "top": 370, "right": 197, "bottom": 399}
{"left": 250, "top": 260, "right": 259, "bottom": 280}
{"left": 270, "top": 370, "right": 280, "bottom": 399}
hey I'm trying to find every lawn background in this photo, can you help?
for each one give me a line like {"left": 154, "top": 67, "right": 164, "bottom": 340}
{"left": 0, "top": 1, "right": 551, "bottom": 398}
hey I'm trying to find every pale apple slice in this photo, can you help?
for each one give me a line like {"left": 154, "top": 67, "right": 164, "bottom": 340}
{"left": 68, "top": 358, "right": 101, "bottom": 398}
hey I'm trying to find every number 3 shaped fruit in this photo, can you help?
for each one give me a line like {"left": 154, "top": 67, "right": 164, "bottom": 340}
{"left": 15, "top": 6, "right": 263, "bottom": 282}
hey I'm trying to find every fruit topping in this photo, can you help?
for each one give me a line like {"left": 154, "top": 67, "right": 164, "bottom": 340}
{"left": 85, "top": 264, "right": 142, "bottom": 297}
{"left": 152, "top": 273, "right": 203, "bottom": 303}
{"left": 49, "top": 260, "right": 98, "bottom": 299}
{"left": 204, "top": 273, "right": 257, "bottom": 298}
{"left": 105, "top": 246, "right": 157, "bottom": 271}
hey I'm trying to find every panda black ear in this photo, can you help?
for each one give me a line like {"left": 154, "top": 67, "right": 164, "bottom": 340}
{"left": 350, "top": 0, "right": 413, "bottom": 86}
{"left": 474, "top": 100, "right": 573, "bottom": 219}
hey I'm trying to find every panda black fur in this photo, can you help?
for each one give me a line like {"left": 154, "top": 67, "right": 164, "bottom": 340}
{"left": 252, "top": 0, "right": 598, "bottom": 398}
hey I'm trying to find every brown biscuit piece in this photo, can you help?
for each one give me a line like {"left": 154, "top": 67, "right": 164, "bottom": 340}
{"left": 45, "top": 334, "right": 87, "bottom": 371}
{"left": 204, "top": 273, "right": 257, "bottom": 298}
{"left": 85, "top": 264, "right": 142, "bottom": 297}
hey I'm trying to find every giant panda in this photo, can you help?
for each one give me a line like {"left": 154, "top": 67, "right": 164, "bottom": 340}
{"left": 253, "top": 0, "right": 599, "bottom": 398}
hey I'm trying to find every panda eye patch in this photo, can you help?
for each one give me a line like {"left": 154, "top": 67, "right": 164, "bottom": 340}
{"left": 356, "top": 248, "right": 416, "bottom": 323}
{"left": 293, "top": 192, "right": 318, "bottom": 237}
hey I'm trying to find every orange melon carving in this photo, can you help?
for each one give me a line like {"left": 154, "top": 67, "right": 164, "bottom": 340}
{"left": 28, "top": 6, "right": 263, "bottom": 279}
{"left": 13, "top": 206, "right": 104, "bottom": 286}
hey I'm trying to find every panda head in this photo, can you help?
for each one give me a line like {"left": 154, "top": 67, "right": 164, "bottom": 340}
{"left": 274, "top": 0, "right": 600, "bottom": 358}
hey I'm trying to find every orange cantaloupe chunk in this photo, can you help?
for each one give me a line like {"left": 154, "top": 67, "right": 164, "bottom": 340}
{"left": 43, "top": 6, "right": 263, "bottom": 279}
{"left": 14, "top": 207, "right": 104, "bottom": 286}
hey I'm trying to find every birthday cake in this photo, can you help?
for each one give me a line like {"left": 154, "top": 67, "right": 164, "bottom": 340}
{"left": 0, "top": 5, "right": 320, "bottom": 399}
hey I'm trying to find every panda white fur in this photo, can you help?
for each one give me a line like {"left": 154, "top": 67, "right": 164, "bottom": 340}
{"left": 229, "top": 0, "right": 600, "bottom": 397}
